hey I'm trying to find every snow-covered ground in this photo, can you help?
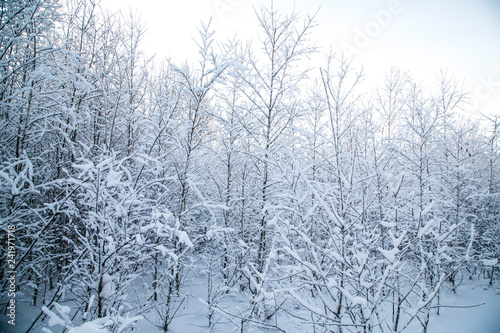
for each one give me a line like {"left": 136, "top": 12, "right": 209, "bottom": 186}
{"left": 414, "top": 281, "right": 500, "bottom": 333}
{"left": 13, "top": 276, "right": 499, "bottom": 333}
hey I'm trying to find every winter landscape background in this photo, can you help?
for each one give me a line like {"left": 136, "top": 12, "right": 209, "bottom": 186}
{"left": 0, "top": 0, "right": 499, "bottom": 332}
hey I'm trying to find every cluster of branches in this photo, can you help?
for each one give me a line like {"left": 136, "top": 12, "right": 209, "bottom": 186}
{"left": 0, "top": 1, "right": 498, "bottom": 332}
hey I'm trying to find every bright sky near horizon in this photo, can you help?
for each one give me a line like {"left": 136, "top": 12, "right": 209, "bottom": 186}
{"left": 99, "top": 0, "right": 500, "bottom": 117}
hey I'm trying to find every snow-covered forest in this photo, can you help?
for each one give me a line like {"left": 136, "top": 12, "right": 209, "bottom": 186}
{"left": 0, "top": 0, "right": 499, "bottom": 332}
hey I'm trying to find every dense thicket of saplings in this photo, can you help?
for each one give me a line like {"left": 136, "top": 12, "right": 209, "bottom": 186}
{"left": 0, "top": 1, "right": 498, "bottom": 332}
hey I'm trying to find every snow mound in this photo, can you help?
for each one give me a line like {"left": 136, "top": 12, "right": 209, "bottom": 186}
{"left": 482, "top": 259, "right": 498, "bottom": 266}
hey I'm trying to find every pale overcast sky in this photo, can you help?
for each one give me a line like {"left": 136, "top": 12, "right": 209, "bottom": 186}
{"left": 100, "top": 0, "right": 500, "bottom": 116}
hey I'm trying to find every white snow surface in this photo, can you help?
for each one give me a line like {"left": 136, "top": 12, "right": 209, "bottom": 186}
{"left": 417, "top": 282, "right": 500, "bottom": 333}
{"left": 16, "top": 276, "right": 500, "bottom": 333}
{"left": 482, "top": 259, "right": 498, "bottom": 266}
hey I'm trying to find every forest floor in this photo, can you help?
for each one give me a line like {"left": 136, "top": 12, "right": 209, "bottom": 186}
{"left": 146, "top": 276, "right": 500, "bottom": 333}
{"left": 412, "top": 279, "right": 500, "bottom": 333}
{"left": 7, "top": 274, "right": 500, "bottom": 333}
